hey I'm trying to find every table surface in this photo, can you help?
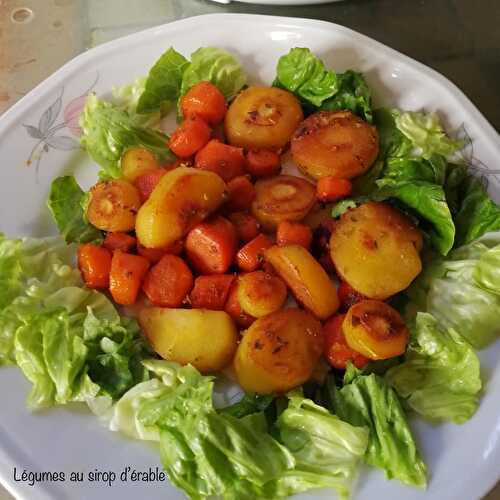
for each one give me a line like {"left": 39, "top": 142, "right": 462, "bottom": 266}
{"left": 0, "top": 0, "right": 499, "bottom": 499}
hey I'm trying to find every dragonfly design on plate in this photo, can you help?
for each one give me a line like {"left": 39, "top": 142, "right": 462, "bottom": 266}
{"left": 23, "top": 73, "right": 99, "bottom": 178}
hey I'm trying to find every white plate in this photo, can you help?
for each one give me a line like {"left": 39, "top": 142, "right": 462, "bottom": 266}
{"left": 0, "top": 13, "right": 499, "bottom": 500}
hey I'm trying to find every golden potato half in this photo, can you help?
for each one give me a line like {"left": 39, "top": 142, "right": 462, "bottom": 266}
{"left": 224, "top": 86, "right": 303, "bottom": 150}
{"left": 291, "top": 110, "right": 379, "bottom": 180}
{"left": 234, "top": 308, "right": 323, "bottom": 394}
{"left": 330, "top": 202, "right": 423, "bottom": 299}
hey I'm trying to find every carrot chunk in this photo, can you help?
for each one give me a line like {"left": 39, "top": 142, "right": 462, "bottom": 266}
{"left": 78, "top": 244, "right": 112, "bottom": 289}
{"left": 169, "top": 115, "right": 211, "bottom": 158}
{"left": 316, "top": 177, "right": 352, "bottom": 202}
{"left": 109, "top": 251, "right": 150, "bottom": 305}
{"left": 103, "top": 232, "right": 136, "bottom": 253}
{"left": 276, "top": 221, "right": 312, "bottom": 250}
{"left": 226, "top": 175, "right": 256, "bottom": 212}
{"left": 180, "top": 81, "right": 227, "bottom": 126}
{"left": 235, "top": 233, "right": 273, "bottom": 272}
{"left": 229, "top": 212, "right": 260, "bottom": 243}
{"left": 246, "top": 149, "right": 281, "bottom": 177}
{"left": 137, "top": 240, "right": 184, "bottom": 264}
{"left": 190, "top": 274, "right": 235, "bottom": 310}
{"left": 195, "top": 139, "right": 245, "bottom": 182}
{"left": 133, "top": 168, "right": 167, "bottom": 202}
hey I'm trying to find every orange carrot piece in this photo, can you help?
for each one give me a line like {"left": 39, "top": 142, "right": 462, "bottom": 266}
{"left": 185, "top": 216, "right": 238, "bottom": 274}
{"left": 338, "top": 281, "right": 366, "bottom": 311}
{"left": 103, "top": 232, "right": 137, "bottom": 253}
{"left": 226, "top": 175, "right": 256, "bottom": 212}
{"left": 190, "top": 274, "right": 235, "bottom": 310}
{"left": 224, "top": 279, "right": 255, "bottom": 328}
{"left": 133, "top": 168, "right": 167, "bottom": 203}
{"left": 229, "top": 212, "right": 260, "bottom": 243}
{"left": 194, "top": 139, "right": 245, "bottom": 182}
{"left": 276, "top": 221, "right": 313, "bottom": 250}
{"left": 323, "top": 314, "right": 369, "bottom": 370}
{"left": 180, "top": 81, "right": 227, "bottom": 126}
{"left": 78, "top": 244, "right": 112, "bottom": 289}
{"left": 137, "top": 240, "right": 184, "bottom": 264}
{"left": 235, "top": 233, "right": 273, "bottom": 272}
{"left": 169, "top": 115, "right": 211, "bottom": 159}
{"left": 109, "top": 251, "right": 150, "bottom": 305}
{"left": 316, "top": 177, "right": 353, "bottom": 202}
{"left": 246, "top": 149, "right": 281, "bottom": 177}
{"left": 142, "top": 254, "right": 193, "bottom": 307}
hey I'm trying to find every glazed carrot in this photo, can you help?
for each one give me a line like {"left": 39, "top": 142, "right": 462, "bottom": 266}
{"left": 276, "top": 221, "right": 312, "bottom": 250}
{"left": 323, "top": 314, "right": 369, "bottom": 370}
{"left": 194, "top": 139, "right": 245, "bottom": 182}
{"left": 134, "top": 168, "right": 167, "bottom": 202}
{"left": 169, "top": 115, "right": 211, "bottom": 158}
{"left": 229, "top": 212, "right": 260, "bottom": 243}
{"left": 235, "top": 233, "right": 273, "bottom": 272}
{"left": 185, "top": 216, "right": 238, "bottom": 274}
{"left": 226, "top": 175, "right": 256, "bottom": 211}
{"left": 246, "top": 149, "right": 281, "bottom": 177}
{"left": 180, "top": 81, "right": 227, "bottom": 126}
{"left": 338, "top": 281, "right": 366, "bottom": 311}
{"left": 142, "top": 254, "right": 194, "bottom": 307}
{"left": 224, "top": 279, "right": 255, "bottom": 328}
{"left": 109, "top": 251, "right": 150, "bottom": 305}
{"left": 190, "top": 274, "right": 235, "bottom": 310}
{"left": 137, "top": 239, "right": 184, "bottom": 264}
{"left": 316, "top": 177, "right": 353, "bottom": 202}
{"left": 78, "top": 244, "right": 112, "bottom": 289}
{"left": 103, "top": 232, "right": 136, "bottom": 253}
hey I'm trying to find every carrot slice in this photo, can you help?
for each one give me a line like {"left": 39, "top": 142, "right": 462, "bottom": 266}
{"left": 142, "top": 254, "right": 194, "bottom": 307}
{"left": 169, "top": 115, "right": 211, "bottom": 158}
{"left": 103, "top": 232, "right": 136, "bottom": 253}
{"left": 316, "top": 177, "right": 352, "bottom": 202}
{"left": 226, "top": 175, "right": 256, "bottom": 212}
{"left": 109, "top": 251, "right": 150, "bottom": 305}
{"left": 195, "top": 139, "right": 245, "bottom": 182}
{"left": 78, "top": 244, "right": 112, "bottom": 289}
{"left": 246, "top": 149, "right": 281, "bottom": 177}
{"left": 235, "top": 233, "right": 273, "bottom": 272}
{"left": 276, "top": 221, "right": 312, "bottom": 250}
{"left": 180, "top": 81, "right": 227, "bottom": 126}
{"left": 190, "top": 274, "right": 235, "bottom": 310}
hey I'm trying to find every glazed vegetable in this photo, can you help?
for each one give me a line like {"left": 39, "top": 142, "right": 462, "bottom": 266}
{"left": 316, "top": 177, "right": 352, "bottom": 202}
{"left": 185, "top": 216, "right": 237, "bottom": 274}
{"left": 142, "top": 254, "right": 194, "bottom": 307}
{"left": 86, "top": 180, "right": 141, "bottom": 232}
{"left": 190, "top": 274, "right": 235, "bottom": 310}
{"left": 226, "top": 175, "right": 256, "bottom": 212}
{"left": 343, "top": 300, "right": 409, "bottom": 360}
{"left": 103, "top": 232, "right": 136, "bottom": 253}
{"left": 225, "top": 86, "right": 303, "bottom": 150}
{"left": 251, "top": 175, "right": 316, "bottom": 231}
{"left": 265, "top": 244, "right": 339, "bottom": 320}
{"left": 77, "top": 243, "right": 112, "bottom": 289}
{"left": 323, "top": 314, "right": 368, "bottom": 370}
{"left": 276, "top": 221, "right": 312, "bottom": 250}
{"left": 330, "top": 202, "right": 423, "bottom": 299}
{"left": 139, "top": 307, "right": 238, "bottom": 373}
{"left": 168, "top": 115, "right": 211, "bottom": 158}
{"left": 234, "top": 308, "right": 323, "bottom": 394}
{"left": 194, "top": 139, "right": 245, "bottom": 182}
{"left": 237, "top": 271, "right": 287, "bottom": 318}
{"left": 245, "top": 149, "right": 281, "bottom": 177}
{"left": 109, "top": 251, "right": 150, "bottom": 305}
{"left": 137, "top": 240, "right": 183, "bottom": 263}
{"left": 180, "top": 81, "right": 227, "bottom": 125}
{"left": 228, "top": 212, "right": 260, "bottom": 243}
{"left": 121, "top": 147, "right": 161, "bottom": 182}
{"left": 224, "top": 279, "right": 255, "bottom": 328}
{"left": 135, "top": 166, "right": 226, "bottom": 249}
{"left": 133, "top": 168, "right": 167, "bottom": 202}
{"left": 236, "top": 233, "right": 273, "bottom": 272}
{"left": 291, "top": 110, "right": 378, "bottom": 180}
{"left": 338, "top": 281, "right": 365, "bottom": 311}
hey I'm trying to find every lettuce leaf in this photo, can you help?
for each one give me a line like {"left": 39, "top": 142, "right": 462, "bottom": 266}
{"left": 386, "top": 313, "right": 481, "bottom": 424}
{"left": 274, "top": 48, "right": 338, "bottom": 107}
{"left": 47, "top": 176, "right": 103, "bottom": 244}
{"left": 333, "top": 372, "right": 427, "bottom": 488}
{"left": 80, "top": 94, "right": 175, "bottom": 179}
{"left": 136, "top": 47, "right": 189, "bottom": 114}
{"left": 372, "top": 108, "right": 412, "bottom": 160}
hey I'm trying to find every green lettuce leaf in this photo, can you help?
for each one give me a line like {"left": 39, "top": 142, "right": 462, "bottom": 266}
{"left": 179, "top": 47, "right": 246, "bottom": 104}
{"left": 47, "top": 176, "right": 103, "bottom": 244}
{"left": 136, "top": 47, "right": 189, "bottom": 114}
{"left": 219, "top": 393, "right": 275, "bottom": 419}
{"left": 333, "top": 372, "right": 427, "bottom": 488}
{"left": 394, "top": 110, "right": 464, "bottom": 159}
{"left": 386, "top": 313, "right": 481, "bottom": 424}
{"left": 80, "top": 94, "right": 175, "bottom": 179}
{"left": 274, "top": 48, "right": 338, "bottom": 107}
{"left": 372, "top": 108, "right": 412, "bottom": 160}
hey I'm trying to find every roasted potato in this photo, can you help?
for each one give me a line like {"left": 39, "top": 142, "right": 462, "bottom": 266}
{"left": 225, "top": 86, "right": 303, "bottom": 150}
{"left": 291, "top": 110, "right": 379, "bottom": 180}
{"left": 234, "top": 308, "right": 323, "bottom": 394}
{"left": 343, "top": 300, "right": 409, "bottom": 360}
{"left": 265, "top": 244, "right": 339, "bottom": 320}
{"left": 251, "top": 175, "right": 316, "bottom": 231}
{"left": 121, "top": 147, "right": 160, "bottom": 182}
{"left": 237, "top": 271, "right": 287, "bottom": 318}
{"left": 330, "top": 202, "right": 423, "bottom": 299}
{"left": 86, "top": 179, "right": 141, "bottom": 232}
{"left": 135, "top": 166, "right": 226, "bottom": 249}
{"left": 139, "top": 307, "right": 238, "bottom": 373}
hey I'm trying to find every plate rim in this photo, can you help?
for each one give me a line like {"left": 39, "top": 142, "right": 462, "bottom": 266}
{"left": 0, "top": 12, "right": 499, "bottom": 500}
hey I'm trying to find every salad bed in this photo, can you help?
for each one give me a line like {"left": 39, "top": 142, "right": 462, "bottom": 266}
{"left": 1, "top": 45, "right": 500, "bottom": 500}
